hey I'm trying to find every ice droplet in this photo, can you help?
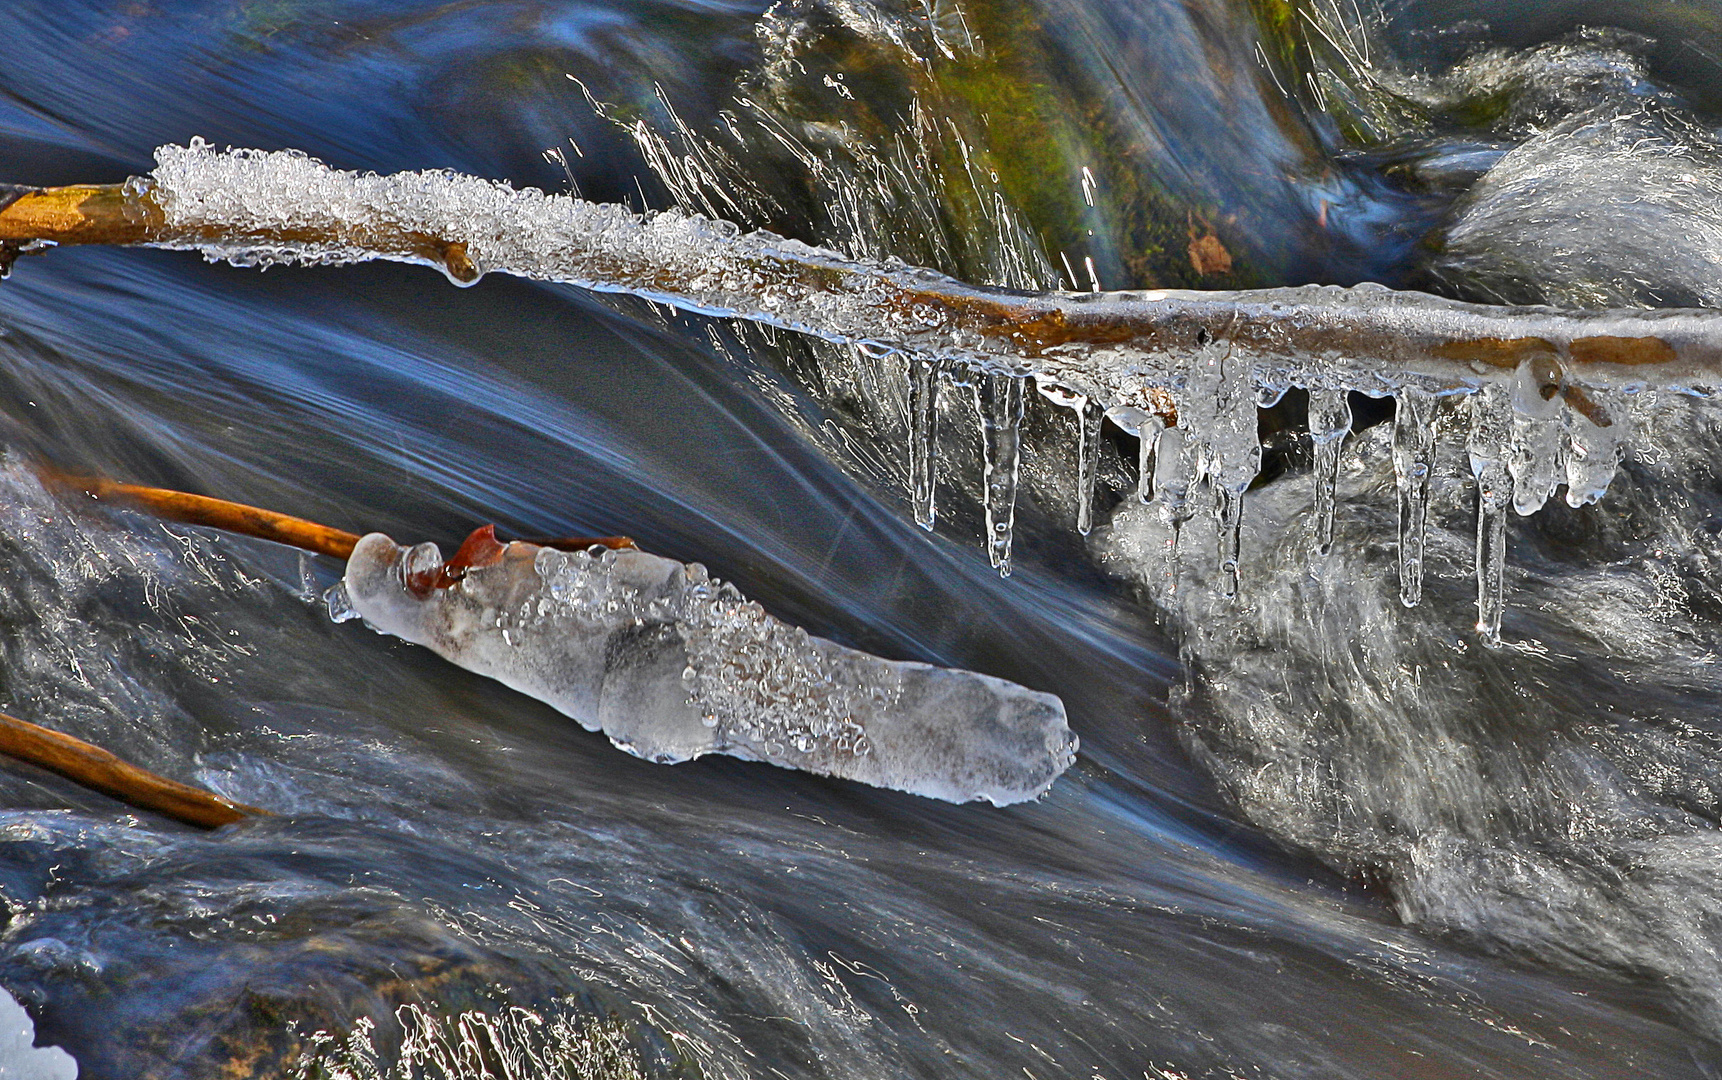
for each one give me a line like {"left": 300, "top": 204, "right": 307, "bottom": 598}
{"left": 324, "top": 580, "right": 361, "bottom": 623}
{"left": 403, "top": 542, "right": 441, "bottom": 581}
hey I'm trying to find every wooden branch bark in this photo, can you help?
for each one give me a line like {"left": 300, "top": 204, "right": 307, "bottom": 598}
{"left": 0, "top": 710, "right": 266, "bottom": 829}
{"left": 0, "top": 183, "right": 154, "bottom": 246}
{"left": 44, "top": 467, "right": 635, "bottom": 557}
{"left": 51, "top": 472, "right": 365, "bottom": 559}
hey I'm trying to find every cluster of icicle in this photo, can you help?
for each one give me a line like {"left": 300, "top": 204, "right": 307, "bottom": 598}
{"left": 142, "top": 141, "right": 1722, "bottom": 641}
{"left": 330, "top": 530, "right": 1076, "bottom": 804}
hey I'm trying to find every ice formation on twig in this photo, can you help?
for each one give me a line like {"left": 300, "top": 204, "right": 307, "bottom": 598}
{"left": 8, "top": 141, "right": 1715, "bottom": 637}
{"left": 331, "top": 527, "right": 1077, "bottom": 805}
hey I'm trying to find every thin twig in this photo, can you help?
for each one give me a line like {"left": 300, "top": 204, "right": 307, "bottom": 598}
{"left": 0, "top": 710, "right": 266, "bottom": 829}
{"left": 47, "top": 471, "right": 364, "bottom": 559}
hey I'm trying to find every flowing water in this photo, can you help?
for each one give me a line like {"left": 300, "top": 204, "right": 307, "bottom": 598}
{"left": 5, "top": 1, "right": 1722, "bottom": 1077}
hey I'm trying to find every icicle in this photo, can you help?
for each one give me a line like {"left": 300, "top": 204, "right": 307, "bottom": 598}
{"left": 907, "top": 355, "right": 941, "bottom": 530}
{"left": 1307, "top": 388, "right": 1352, "bottom": 557}
{"left": 1565, "top": 388, "right": 1625, "bottom": 507}
{"left": 1216, "top": 486, "right": 1245, "bottom": 599}
{"left": 1206, "top": 362, "right": 1262, "bottom": 601}
{"left": 1140, "top": 423, "right": 1193, "bottom": 597}
{"left": 1151, "top": 426, "right": 1191, "bottom": 516}
{"left": 1508, "top": 355, "right": 1566, "bottom": 515}
{"left": 976, "top": 372, "right": 1025, "bottom": 576}
{"left": 1391, "top": 388, "right": 1437, "bottom": 608}
{"left": 1137, "top": 414, "right": 1166, "bottom": 506}
{"left": 1509, "top": 412, "right": 1564, "bottom": 515}
{"left": 1101, "top": 404, "right": 1158, "bottom": 507}
{"left": 1076, "top": 397, "right": 1103, "bottom": 534}
{"left": 1468, "top": 385, "right": 1513, "bottom": 645}
{"left": 1036, "top": 380, "right": 1103, "bottom": 535}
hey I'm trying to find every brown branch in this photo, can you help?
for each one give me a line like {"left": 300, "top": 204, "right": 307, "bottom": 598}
{"left": 0, "top": 179, "right": 482, "bottom": 282}
{"left": 519, "top": 533, "right": 638, "bottom": 552}
{"left": 0, "top": 183, "right": 155, "bottom": 246}
{"left": 9, "top": 158, "right": 1721, "bottom": 408}
{"left": 0, "top": 711, "right": 267, "bottom": 829}
{"left": 48, "top": 471, "right": 364, "bottom": 560}
{"left": 43, "top": 468, "right": 635, "bottom": 558}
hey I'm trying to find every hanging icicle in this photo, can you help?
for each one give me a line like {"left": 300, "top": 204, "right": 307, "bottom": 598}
{"left": 976, "top": 372, "right": 1026, "bottom": 577}
{"left": 1469, "top": 385, "right": 1514, "bottom": 645}
{"left": 1076, "top": 398, "right": 1103, "bottom": 535}
{"left": 907, "top": 354, "right": 941, "bottom": 530}
{"left": 1308, "top": 388, "right": 1352, "bottom": 558}
{"left": 1508, "top": 355, "right": 1566, "bottom": 515}
{"left": 1392, "top": 388, "right": 1438, "bottom": 608}
{"left": 1565, "top": 387, "right": 1626, "bottom": 507}
{"left": 1137, "top": 415, "right": 1167, "bottom": 507}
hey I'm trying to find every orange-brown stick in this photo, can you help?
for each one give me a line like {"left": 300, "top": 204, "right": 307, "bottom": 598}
{"left": 47, "top": 470, "right": 636, "bottom": 559}
{"left": 0, "top": 711, "right": 266, "bottom": 829}
{"left": 519, "top": 534, "right": 638, "bottom": 552}
{"left": 0, "top": 183, "right": 156, "bottom": 248}
{"left": 53, "top": 473, "right": 363, "bottom": 559}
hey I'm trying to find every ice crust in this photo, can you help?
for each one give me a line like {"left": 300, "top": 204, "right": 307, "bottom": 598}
{"left": 142, "top": 140, "right": 1718, "bottom": 635}
{"left": 335, "top": 533, "right": 1076, "bottom": 805}
{"left": 0, "top": 987, "right": 76, "bottom": 1080}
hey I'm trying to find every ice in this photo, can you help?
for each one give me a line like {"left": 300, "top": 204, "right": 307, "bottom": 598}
{"left": 1509, "top": 355, "right": 1566, "bottom": 515}
{"left": 1307, "top": 388, "right": 1352, "bottom": 557}
{"left": 1391, "top": 388, "right": 1437, "bottom": 608}
{"left": 324, "top": 579, "right": 361, "bottom": 623}
{"left": 1138, "top": 415, "right": 1168, "bottom": 507}
{"left": 131, "top": 141, "right": 1722, "bottom": 636}
{"left": 1075, "top": 397, "right": 1103, "bottom": 534}
{"left": 906, "top": 355, "right": 940, "bottom": 530}
{"left": 1037, "top": 381, "right": 1105, "bottom": 534}
{"left": 0, "top": 987, "right": 77, "bottom": 1080}
{"left": 1565, "top": 389, "right": 1625, "bottom": 506}
{"left": 338, "top": 529, "right": 1076, "bottom": 805}
{"left": 1468, "top": 386, "right": 1514, "bottom": 645}
{"left": 975, "top": 373, "right": 1025, "bottom": 577}
{"left": 1152, "top": 425, "right": 1194, "bottom": 527}
{"left": 1170, "top": 338, "right": 1260, "bottom": 599}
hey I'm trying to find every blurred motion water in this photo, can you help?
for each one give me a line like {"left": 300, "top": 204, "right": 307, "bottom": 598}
{"left": 5, "top": 1, "right": 1722, "bottom": 1077}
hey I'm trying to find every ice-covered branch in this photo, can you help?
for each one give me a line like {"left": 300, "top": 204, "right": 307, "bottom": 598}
{"left": 5, "top": 142, "right": 1710, "bottom": 635}
{"left": 53, "top": 470, "right": 1075, "bottom": 804}
{"left": 334, "top": 527, "right": 1076, "bottom": 805}
{"left": 4, "top": 143, "right": 1719, "bottom": 402}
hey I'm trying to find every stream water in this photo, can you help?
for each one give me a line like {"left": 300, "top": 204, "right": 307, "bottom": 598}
{"left": 5, "top": 1, "right": 1722, "bottom": 1077}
